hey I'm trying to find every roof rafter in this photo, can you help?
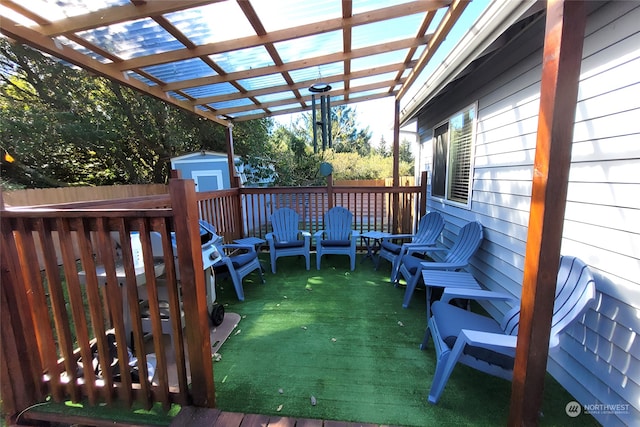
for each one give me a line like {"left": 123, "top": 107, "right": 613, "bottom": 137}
{"left": 115, "top": 1, "right": 450, "bottom": 71}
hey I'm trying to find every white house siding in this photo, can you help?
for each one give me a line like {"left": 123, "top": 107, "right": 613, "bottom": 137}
{"left": 415, "top": 2, "right": 640, "bottom": 425}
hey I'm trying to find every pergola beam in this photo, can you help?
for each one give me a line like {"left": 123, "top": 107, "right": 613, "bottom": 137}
{"left": 115, "top": 1, "right": 449, "bottom": 71}
{"left": 508, "top": 0, "right": 586, "bottom": 425}
{"left": 0, "top": 16, "right": 229, "bottom": 127}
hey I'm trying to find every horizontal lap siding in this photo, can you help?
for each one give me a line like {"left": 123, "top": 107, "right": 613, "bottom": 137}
{"left": 416, "top": 2, "right": 640, "bottom": 426}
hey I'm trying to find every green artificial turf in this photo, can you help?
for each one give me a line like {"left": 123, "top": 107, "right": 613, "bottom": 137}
{"left": 212, "top": 253, "right": 600, "bottom": 427}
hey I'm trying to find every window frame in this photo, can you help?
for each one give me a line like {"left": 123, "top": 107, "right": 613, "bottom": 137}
{"left": 430, "top": 102, "right": 477, "bottom": 208}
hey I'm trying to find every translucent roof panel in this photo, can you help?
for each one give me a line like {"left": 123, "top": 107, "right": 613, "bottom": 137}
{"left": 237, "top": 74, "right": 289, "bottom": 91}
{"left": 351, "top": 0, "right": 416, "bottom": 15}
{"left": 168, "top": 91, "right": 188, "bottom": 101}
{"left": 288, "top": 62, "right": 345, "bottom": 85}
{"left": 349, "top": 88, "right": 389, "bottom": 99}
{"left": 228, "top": 109, "right": 269, "bottom": 119}
{"left": 8, "top": 0, "right": 129, "bottom": 22}
{"left": 210, "top": 98, "right": 255, "bottom": 111}
{"left": 141, "top": 58, "right": 217, "bottom": 83}
{"left": 274, "top": 30, "right": 343, "bottom": 64}
{"left": 251, "top": 0, "right": 341, "bottom": 32}
{"left": 78, "top": 18, "right": 182, "bottom": 60}
{"left": 351, "top": 50, "right": 409, "bottom": 72}
{"left": 54, "top": 36, "right": 112, "bottom": 64}
{"left": 181, "top": 82, "right": 239, "bottom": 99}
{"left": 210, "top": 46, "right": 274, "bottom": 74}
{"left": 351, "top": 13, "right": 425, "bottom": 50}
{"left": 127, "top": 71, "right": 158, "bottom": 87}
{"left": 1, "top": 0, "right": 471, "bottom": 122}
{"left": 255, "top": 91, "right": 296, "bottom": 104}
{"left": 164, "top": 2, "right": 256, "bottom": 44}
{"left": 269, "top": 103, "right": 305, "bottom": 113}
{"left": 350, "top": 72, "right": 398, "bottom": 88}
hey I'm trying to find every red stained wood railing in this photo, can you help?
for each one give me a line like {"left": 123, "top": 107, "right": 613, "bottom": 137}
{"left": 0, "top": 177, "right": 426, "bottom": 423}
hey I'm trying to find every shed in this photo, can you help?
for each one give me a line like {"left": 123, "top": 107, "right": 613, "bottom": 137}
{"left": 170, "top": 151, "right": 239, "bottom": 191}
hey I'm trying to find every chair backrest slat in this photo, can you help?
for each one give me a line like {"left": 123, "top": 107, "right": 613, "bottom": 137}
{"left": 325, "top": 206, "right": 353, "bottom": 240}
{"left": 443, "top": 221, "right": 483, "bottom": 265}
{"left": 413, "top": 212, "right": 445, "bottom": 246}
{"left": 271, "top": 208, "right": 301, "bottom": 242}
{"left": 500, "top": 256, "right": 596, "bottom": 348}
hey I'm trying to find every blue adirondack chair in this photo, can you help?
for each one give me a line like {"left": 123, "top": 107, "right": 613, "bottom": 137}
{"left": 314, "top": 206, "right": 360, "bottom": 271}
{"left": 209, "top": 229, "right": 264, "bottom": 302}
{"left": 422, "top": 255, "right": 596, "bottom": 404}
{"left": 376, "top": 211, "right": 445, "bottom": 281}
{"left": 397, "top": 221, "right": 483, "bottom": 308}
{"left": 265, "top": 208, "right": 311, "bottom": 274}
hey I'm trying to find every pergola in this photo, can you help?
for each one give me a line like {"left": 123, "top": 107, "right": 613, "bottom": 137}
{"left": 0, "top": 1, "right": 588, "bottom": 425}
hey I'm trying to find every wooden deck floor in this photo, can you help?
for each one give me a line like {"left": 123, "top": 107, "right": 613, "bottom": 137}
{"left": 170, "top": 406, "right": 400, "bottom": 427}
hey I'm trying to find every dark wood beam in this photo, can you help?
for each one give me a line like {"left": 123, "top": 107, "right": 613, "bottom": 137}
{"left": 508, "top": 0, "right": 586, "bottom": 425}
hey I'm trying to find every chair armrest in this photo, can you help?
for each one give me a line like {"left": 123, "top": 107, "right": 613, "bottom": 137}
{"left": 313, "top": 230, "right": 324, "bottom": 239}
{"left": 265, "top": 232, "right": 274, "bottom": 242}
{"left": 351, "top": 230, "right": 360, "bottom": 238}
{"left": 382, "top": 233, "right": 414, "bottom": 243}
{"left": 222, "top": 243, "right": 256, "bottom": 253}
{"left": 420, "top": 260, "right": 468, "bottom": 270}
{"left": 441, "top": 288, "right": 516, "bottom": 305}
{"left": 458, "top": 329, "right": 517, "bottom": 355}
{"left": 300, "top": 231, "right": 311, "bottom": 238}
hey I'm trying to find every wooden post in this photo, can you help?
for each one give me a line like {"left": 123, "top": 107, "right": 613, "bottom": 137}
{"left": 508, "top": 1, "right": 586, "bottom": 425}
{"left": 225, "top": 123, "right": 240, "bottom": 188}
{"left": 327, "top": 174, "right": 334, "bottom": 209}
{"left": 169, "top": 179, "right": 216, "bottom": 407}
{"left": 420, "top": 170, "right": 428, "bottom": 217}
{"left": 392, "top": 99, "right": 401, "bottom": 233}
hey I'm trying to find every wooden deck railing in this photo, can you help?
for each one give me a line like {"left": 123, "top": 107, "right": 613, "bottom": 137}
{"left": 0, "top": 175, "right": 427, "bottom": 424}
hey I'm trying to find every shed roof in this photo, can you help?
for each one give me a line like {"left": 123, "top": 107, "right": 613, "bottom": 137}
{"left": 0, "top": 0, "right": 470, "bottom": 127}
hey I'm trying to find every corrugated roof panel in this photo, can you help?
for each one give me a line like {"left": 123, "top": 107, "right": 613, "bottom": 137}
{"left": 274, "top": 30, "right": 343, "bottom": 64}
{"left": 168, "top": 91, "right": 188, "bottom": 101}
{"left": 237, "top": 73, "right": 288, "bottom": 91}
{"left": 181, "top": 82, "right": 238, "bottom": 99}
{"left": 350, "top": 71, "right": 398, "bottom": 88}
{"left": 269, "top": 103, "right": 304, "bottom": 113}
{"left": 288, "top": 62, "right": 344, "bottom": 84}
{"left": 255, "top": 91, "right": 296, "bottom": 104}
{"left": 351, "top": 0, "right": 416, "bottom": 15}
{"left": 210, "top": 45, "right": 274, "bottom": 74}
{"left": 228, "top": 109, "right": 268, "bottom": 119}
{"left": 210, "top": 98, "right": 255, "bottom": 110}
{"left": 141, "top": 58, "right": 217, "bottom": 83}
{"left": 9, "top": 0, "right": 128, "bottom": 22}
{"left": 126, "top": 71, "right": 157, "bottom": 86}
{"left": 351, "top": 50, "right": 408, "bottom": 72}
{"left": 164, "top": 2, "right": 256, "bottom": 44}
{"left": 77, "top": 18, "right": 182, "bottom": 60}
{"left": 53, "top": 35, "right": 112, "bottom": 64}
{"left": 251, "top": 0, "right": 340, "bottom": 32}
{"left": 348, "top": 88, "right": 388, "bottom": 100}
{"left": 352, "top": 13, "right": 425, "bottom": 50}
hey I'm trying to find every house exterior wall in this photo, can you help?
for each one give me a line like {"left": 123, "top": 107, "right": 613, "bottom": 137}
{"left": 415, "top": 2, "right": 640, "bottom": 426}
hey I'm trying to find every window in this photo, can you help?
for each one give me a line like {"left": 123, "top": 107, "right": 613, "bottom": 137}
{"left": 431, "top": 104, "right": 476, "bottom": 206}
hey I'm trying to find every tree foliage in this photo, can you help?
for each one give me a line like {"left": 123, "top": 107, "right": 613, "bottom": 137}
{"left": 0, "top": 39, "right": 271, "bottom": 189}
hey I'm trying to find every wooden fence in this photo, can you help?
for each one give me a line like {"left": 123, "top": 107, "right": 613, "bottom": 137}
{"left": 2, "top": 184, "right": 169, "bottom": 207}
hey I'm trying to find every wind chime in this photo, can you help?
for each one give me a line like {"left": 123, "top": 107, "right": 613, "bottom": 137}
{"left": 309, "top": 80, "right": 332, "bottom": 153}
